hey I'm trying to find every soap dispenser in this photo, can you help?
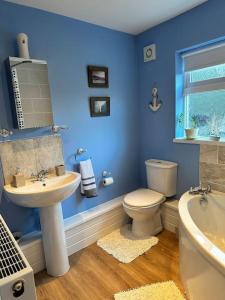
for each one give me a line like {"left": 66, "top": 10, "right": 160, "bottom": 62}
{"left": 12, "top": 168, "right": 25, "bottom": 188}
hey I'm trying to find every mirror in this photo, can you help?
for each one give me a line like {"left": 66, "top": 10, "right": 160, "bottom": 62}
{"left": 7, "top": 57, "right": 54, "bottom": 130}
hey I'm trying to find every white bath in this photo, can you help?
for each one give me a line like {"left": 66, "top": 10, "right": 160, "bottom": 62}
{"left": 179, "top": 191, "right": 225, "bottom": 300}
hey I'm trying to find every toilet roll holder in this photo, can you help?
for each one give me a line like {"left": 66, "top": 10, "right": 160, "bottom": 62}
{"left": 102, "top": 171, "right": 113, "bottom": 187}
{"left": 102, "top": 171, "right": 111, "bottom": 178}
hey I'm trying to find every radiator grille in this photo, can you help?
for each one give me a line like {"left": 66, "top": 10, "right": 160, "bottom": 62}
{"left": 0, "top": 220, "right": 26, "bottom": 279}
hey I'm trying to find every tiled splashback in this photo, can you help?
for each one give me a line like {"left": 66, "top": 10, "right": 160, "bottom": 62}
{"left": 0, "top": 135, "right": 64, "bottom": 184}
{"left": 200, "top": 145, "right": 225, "bottom": 193}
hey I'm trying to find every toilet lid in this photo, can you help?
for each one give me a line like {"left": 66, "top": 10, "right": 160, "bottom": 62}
{"left": 124, "top": 189, "right": 164, "bottom": 208}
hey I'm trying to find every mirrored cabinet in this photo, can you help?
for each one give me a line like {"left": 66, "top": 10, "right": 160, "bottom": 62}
{"left": 7, "top": 57, "right": 54, "bottom": 130}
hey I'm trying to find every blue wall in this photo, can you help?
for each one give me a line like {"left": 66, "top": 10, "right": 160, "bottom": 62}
{"left": 0, "top": 1, "right": 140, "bottom": 234}
{"left": 137, "top": 0, "right": 225, "bottom": 196}
{"left": 1, "top": 0, "right": 225, "bottom": 235}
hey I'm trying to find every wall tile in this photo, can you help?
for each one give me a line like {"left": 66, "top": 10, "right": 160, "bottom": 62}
{"left": 23, "top": 114, "right": 36, "bottom": 128}
{"left": 0, "top": 139, "right": 36, "bottom": 184}
{"left": 33, "top": 135, "right": 64, "bottom": 172}
{"left": 199, "top": 161, "right": 225, "bottom": 192}
{"left": 0, "top": 135, "right": 64, "bottom": 184}
{"left": 35, "top": 113, "right": 54, "bottom": 127}
{"left": 200, "top": 145, "right": 218, "bottom": 163}
{"left": 199, "top": 145, "right": 225, "bottom": 192}
{"left": 40, "top": 85, "right": 51, "bottom": 98}
{"left": 218, "top": 146, "right": 225, "bottom": 164}
{"left": 21, "top": 99, "right": 34, "bottom": 113}
{"left": 29, "top": 70, "right": 48, "bottom": 84}
{"left": 19, "top": 84, "right": 41, "bottom": 99}
{"left": 17, "top": 69, "right": 29, "bottom": 83}
{"left": 200, "top": 162, "right": 224, "bottom": 182}
{"left": 33, "top": 99, "right": 52, "bottom": 113}
{"left": 209, "top": 181, "right": 225, "bottom": 193}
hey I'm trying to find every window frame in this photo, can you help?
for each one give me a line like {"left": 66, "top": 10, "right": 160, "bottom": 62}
{"left": 175, "top": 42, "right": 225, "bottom": 144}
{"left": 182, "top": 45, "right": 225, "bottom": 133}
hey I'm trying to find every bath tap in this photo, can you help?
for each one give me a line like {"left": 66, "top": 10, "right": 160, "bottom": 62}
{"left": 199, "top": 193, "right": 208, "bottom": 206}
{"left": 189, "top": 183, "right": 211, "bottom": 195}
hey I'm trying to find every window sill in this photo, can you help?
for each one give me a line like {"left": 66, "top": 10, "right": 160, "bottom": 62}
{"left": 173, "top": 137, "right": 225, "bottom": 146}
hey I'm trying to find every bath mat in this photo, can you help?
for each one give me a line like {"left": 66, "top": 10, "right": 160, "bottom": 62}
{"left": 114, "top": 281, "right": 185, "bottom": 300}
{"left": 97, "top": 224, "right": 158, "bottom": 263}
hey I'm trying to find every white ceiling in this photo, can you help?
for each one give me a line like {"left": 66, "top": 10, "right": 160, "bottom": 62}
{"left": 6, "top": 0, "right": 207, "bottom": 35}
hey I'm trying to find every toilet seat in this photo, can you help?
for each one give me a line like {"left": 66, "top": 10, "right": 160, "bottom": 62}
{"left": 123, "top": 188, "right": 164, "bottom": 208}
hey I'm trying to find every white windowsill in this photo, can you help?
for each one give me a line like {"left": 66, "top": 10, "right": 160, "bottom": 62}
{"left": 173, "top": 137, "right": 225, "bottom": 146}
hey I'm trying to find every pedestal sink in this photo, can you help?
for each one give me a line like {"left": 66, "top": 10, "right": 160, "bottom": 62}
{"left": 4, "top": 171, "right": 81, "bottom": 277}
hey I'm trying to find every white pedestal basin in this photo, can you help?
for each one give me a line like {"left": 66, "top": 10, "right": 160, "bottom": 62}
{"left": 4, "top": 171, "right": 81, "bottom": 277}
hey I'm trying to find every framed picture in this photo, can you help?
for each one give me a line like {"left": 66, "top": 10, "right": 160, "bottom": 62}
{"left": 89, "top": 97, "right": 110, "bottom": 117}
{"left": 87, "top": 66, "right": 109, "bottom": 88}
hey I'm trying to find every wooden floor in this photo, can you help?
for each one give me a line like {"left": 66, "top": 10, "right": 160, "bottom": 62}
{"left": 35, "top": 230, "right": 183, "bottom": 300}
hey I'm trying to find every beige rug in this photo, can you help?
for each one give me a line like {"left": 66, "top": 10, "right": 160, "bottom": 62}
{"left": 97, "top": 224, "right": 158, "bottom": 263}
{"left": 114, "top": 281, "right": 185, "bottom": 300}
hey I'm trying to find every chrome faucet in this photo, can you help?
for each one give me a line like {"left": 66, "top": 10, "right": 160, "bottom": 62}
{"left": 31, "top": 170, "right": 48, "bottom": 182}
{"left": 189, "top": 182, "right": 211, "bottom": 195}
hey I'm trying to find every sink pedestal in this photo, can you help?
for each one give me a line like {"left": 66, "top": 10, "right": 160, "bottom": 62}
{"left": 39, "top": 203, "right": 69, "bottom": 277}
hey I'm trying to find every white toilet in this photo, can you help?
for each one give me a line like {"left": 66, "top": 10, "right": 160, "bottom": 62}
{"left": 123, "top": 159, "right": 177, "bottom": 238}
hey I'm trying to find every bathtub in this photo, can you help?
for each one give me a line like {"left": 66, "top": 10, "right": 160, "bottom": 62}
{"left": 179, "top": 191, "right": 225, "bottom": 300}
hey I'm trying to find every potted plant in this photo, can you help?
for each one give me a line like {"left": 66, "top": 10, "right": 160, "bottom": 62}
{"left": 177, "top": 113, "right": 208, "bottom": 140}
{"left": 208, "top": 113, "right": 222, "bottom": 141}
{"left": 185, "top": 115, "right": 199, "bottom": 140}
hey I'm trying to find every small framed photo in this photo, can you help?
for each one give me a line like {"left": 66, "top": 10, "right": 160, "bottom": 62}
{"left": 87, "top": 66, "right": 109, "bottom": 88}
{"left": 89, "top": 97, "right": 110, "bottom": 117}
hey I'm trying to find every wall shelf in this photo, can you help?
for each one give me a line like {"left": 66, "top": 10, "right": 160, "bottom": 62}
{"left": 173, "top": 137, "right": 225, "bottom": 146}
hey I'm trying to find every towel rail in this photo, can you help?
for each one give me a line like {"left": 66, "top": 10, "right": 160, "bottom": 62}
{"left": 75, "top": 148, "right": 87, "bottom": 160}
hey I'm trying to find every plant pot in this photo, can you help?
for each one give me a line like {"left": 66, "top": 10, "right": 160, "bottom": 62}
{"left": 185, "top": 128, "right": 199, "bottom": 140}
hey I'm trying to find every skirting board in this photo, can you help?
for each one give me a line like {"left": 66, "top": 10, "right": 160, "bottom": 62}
{"left": 20, "top": 195, "right": 128, "bottom": 274}
{"left": 19, "top": 197, "right": 179, "bottom": 274}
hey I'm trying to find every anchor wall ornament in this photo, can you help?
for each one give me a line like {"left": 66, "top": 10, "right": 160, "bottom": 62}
{"left": 149, "top": 87, "right": 162, "bottom": 112}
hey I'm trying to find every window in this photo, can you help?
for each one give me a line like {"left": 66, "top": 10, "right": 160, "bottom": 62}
{"left": 182, "top": 43, "right": 225, "bottom": 138}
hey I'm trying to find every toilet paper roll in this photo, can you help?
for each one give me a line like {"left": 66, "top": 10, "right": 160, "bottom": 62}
{"left": 103, "top": 177, "right": 114, "bottom": 186}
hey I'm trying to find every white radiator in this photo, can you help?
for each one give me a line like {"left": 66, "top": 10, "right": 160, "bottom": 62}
{"left": 0, "top": 215, "right": 36, "bottom": 300}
